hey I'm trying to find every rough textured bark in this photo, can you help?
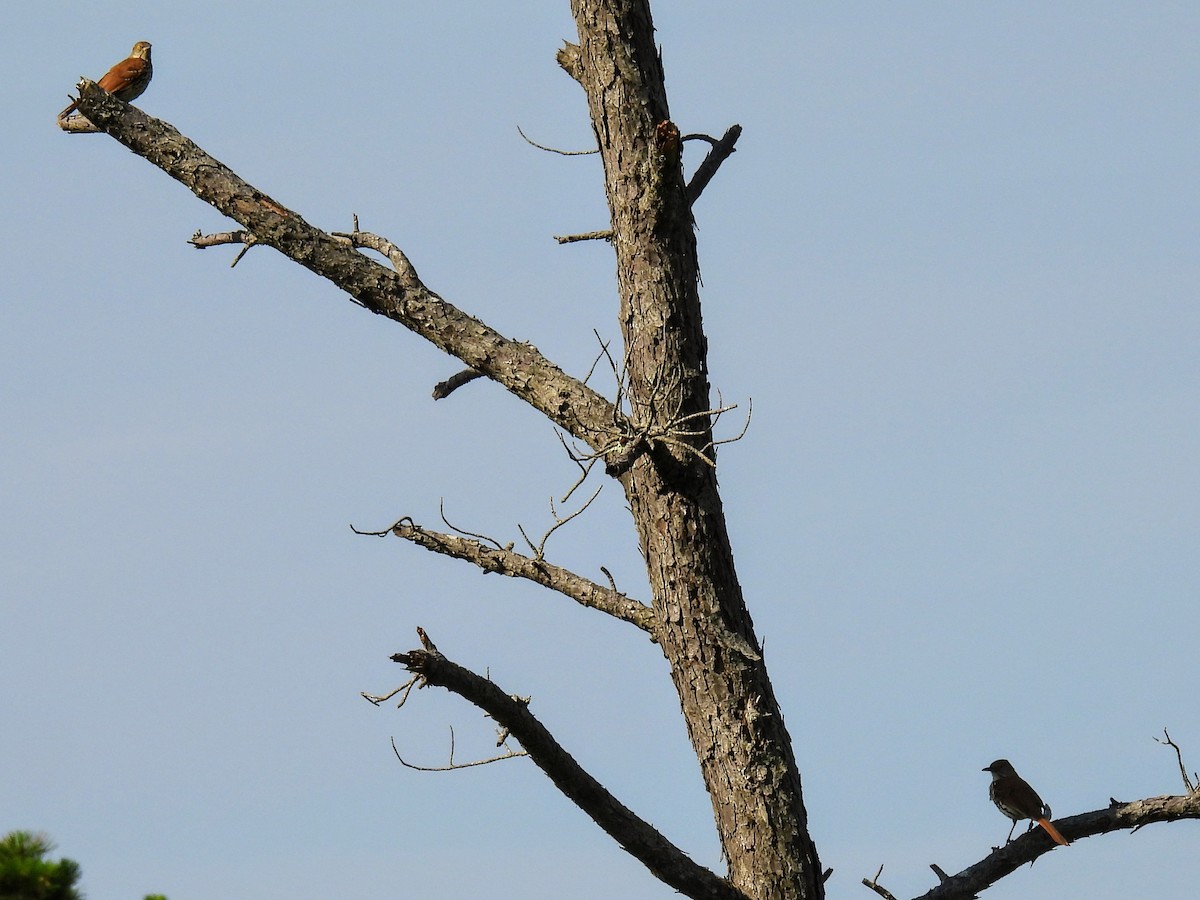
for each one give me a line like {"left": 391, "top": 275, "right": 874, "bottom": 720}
{"left": 567, "top": 3, "right": 824, "bottom": 897}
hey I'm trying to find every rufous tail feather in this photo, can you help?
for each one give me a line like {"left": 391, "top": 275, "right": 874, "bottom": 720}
{"left": 1036, "top": 817, "right": 1070, "bottom": 846}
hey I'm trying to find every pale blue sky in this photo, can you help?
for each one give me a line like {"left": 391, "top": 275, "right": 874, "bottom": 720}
{"left": 3, "top": 3, "right": 1198, "bottom": 898}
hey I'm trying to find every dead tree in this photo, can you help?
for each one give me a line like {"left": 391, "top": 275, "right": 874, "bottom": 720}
{"left": 60, "top": 3, "right": 1200, "bottom": 899}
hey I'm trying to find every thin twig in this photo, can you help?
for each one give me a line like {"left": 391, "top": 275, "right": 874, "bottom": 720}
{"left": 554, "top": 429, "right": 600, "bottom": 503}
{"left": 390, "top": 732, "right": 528, "bottom": 772}
{"left": 516, "top": 124, "right": 598, "bottom": 156}
{"left": 581, "top": 332, "right": 613, "bottom": 386}
{"left": 361, "top": 672, "right": 422, "bottom": 707}
{"left": 440, "top": 499, "right": 505, "bottom": 551}
{"left": 351, "top": 516, "right": 412, "bottom": 538}
{"left": 518, "top": 485, "right": 603, "bottom": 560}
{"left": 1154, "top": 728, "right": 1198, "bottom": 793}
{"left": 863, "top": 865, "right": 899, "bottom": 900}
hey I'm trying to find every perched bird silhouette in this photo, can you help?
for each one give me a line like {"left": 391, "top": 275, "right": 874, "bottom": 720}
{"left": 983, "top": 758, "right": 1070, "bottom": 846}
{"left": 59, "top": 41, "right": 153, "bottom": 121}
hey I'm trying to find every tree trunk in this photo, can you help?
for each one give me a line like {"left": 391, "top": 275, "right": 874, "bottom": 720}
{"left": 570, "top": 2, "right": 824, "bottom": 896}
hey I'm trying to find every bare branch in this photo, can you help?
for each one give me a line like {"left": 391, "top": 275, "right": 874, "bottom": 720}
{"left": 70, "top": 83, "right": 630, "bottom": 453}
{"left": 330, "top": 220, "right": 422, "bottom": 290}
{"left": 188, "top": 229, "right": 260, "bottom": 268}
{"left": 381, "top": 517, "right": 655, "bottom": 633}
{"left": 361, "top": 673, "right": 421, "bottom": 707}
{"left": 188, "top": 229, "right": 251, "bottom": 249}
{"left": 928, "top": 865, "right": 952, "bottom": 884}
{"left": 432, "top": 368, "right": 484, "bottom": 399}
{"left": 390, "top": 731, "right": 528, "bottom": 772}
{"left": 863, "top": 865, "right": 899, "bottom": 900}
{"left": 581, "top": 331, "right": 614, "bottom": 387}
{"left": 554, "top": 229, "right": 613, "bottom": 244}
{"left": 685, "top": 124, "right": 743, "bottom": 205}
{"left": 519, "top": 485, "right": 603, "bottom": 560}
{"left": 1154, "top": 728, "right": 1198, "bottom": 793}
{"left": 615, "top": 364, "right": 752, "bottom": 469}
{"left": 438, "top": 500, "right": 506, "bottom": 551}
{"left": 553, "top": 429, "right": 601, "bottom": 503}
{"left": 386, "top": 634, "right": 744, "bottom": 900}
{"left": 599, "top": 566, "right": 618, "bottom": 593}
{"left": 910, "top": 794, "right": 1200, "bottom": 900}
{"left": 516, "top": 125, "right": 598, "bottom": 156}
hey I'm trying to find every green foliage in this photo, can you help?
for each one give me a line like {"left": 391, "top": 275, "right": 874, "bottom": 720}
{"left": 0, "top": 831, "right": 83, "bottom": 900}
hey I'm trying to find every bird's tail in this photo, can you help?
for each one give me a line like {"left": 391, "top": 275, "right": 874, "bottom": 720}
{"left": 1036, "top": 817, "right": 1070, "bottom": 846}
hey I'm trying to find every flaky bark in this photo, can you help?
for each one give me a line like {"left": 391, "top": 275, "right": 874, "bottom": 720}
{"left": 565, "top": 3, "right": 823, "bottom": 897}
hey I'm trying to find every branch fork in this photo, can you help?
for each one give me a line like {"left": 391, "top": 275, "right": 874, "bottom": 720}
{"left": 375, "top": 630, "right": 745, "bottom": 900}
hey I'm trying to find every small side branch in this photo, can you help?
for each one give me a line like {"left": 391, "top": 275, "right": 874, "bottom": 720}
{"left": 189, "top": 229, "right": 259, "bottom": 267}
{"left": 554, "top": 229, "right": 614, "bottom": 245}
{"left": 432, "top": 368, "right": 484, "bottom": 399}
{"left": 354, "top": 517, "right": 656, "bottom": 634}
{"left": 684, "top": 124, "right": 743, "bottom": 206}
{"left": 863, "top": 865, "right": 899, "bottom": 900}
{"left": 517, "top": 486, "right": 604, "bottom": 561}
{"left": 387, "top": 635, "right": 744, "bottom": 900}
{"left": 1154, "top": 728, "right": 1198, "bottom": 793}
{"left": 517, "top": 125, "right": 598, "bottom": 156}
{"left": 331, "top": 217, "right": 422, "bottom": 291}
{"left": 390, "top": 731, "right": 527, "bottom": 772}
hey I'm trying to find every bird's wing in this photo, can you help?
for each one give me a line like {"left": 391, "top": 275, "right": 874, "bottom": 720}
{"left": 97, "top": 57, "right": 148, "bottom": 93}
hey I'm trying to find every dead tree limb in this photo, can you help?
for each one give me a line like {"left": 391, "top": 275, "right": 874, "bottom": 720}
{"left": 1154, "top": 728, "right": 1198, "bottom": 793}
{"left": 355, "top": 517, "right": 655, "bottom": 633}
{"left": 389, "top": 635, "right": 745, "bottom": 900}
{"left": 909, "top": 794, "right": 1200, "bottom": 900}
{"left": 685, "top": 125, "right": 743, "bottom": 205}
{"left": 71, "top": 81, "right": 629, "bottom": 454}
{"left": 432, "top": 368, "right": 484, "bottom": 399}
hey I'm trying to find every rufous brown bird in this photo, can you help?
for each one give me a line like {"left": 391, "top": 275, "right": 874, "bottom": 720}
{"left": 983, "top": 758, "right": 1070, "bottom": 846}
{"left": 59, "top": 41, "right": 153, "bottom": 121}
